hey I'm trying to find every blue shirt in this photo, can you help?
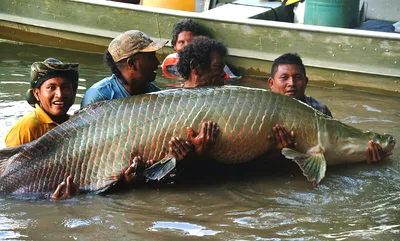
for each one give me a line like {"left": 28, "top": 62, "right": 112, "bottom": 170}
{"left": 304, "top": 96, "right": 333, "bottom": 118}
{"left": 81, "top": 74, "right": 160, "bottom": 108}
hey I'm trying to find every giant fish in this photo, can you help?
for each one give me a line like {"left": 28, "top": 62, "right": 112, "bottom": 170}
{"left": 0, "top": 86, "right": 396, "bottom": 195}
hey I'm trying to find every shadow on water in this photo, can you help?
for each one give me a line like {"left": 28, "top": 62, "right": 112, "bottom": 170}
{"left": 1, "top": 41, "right": 400, "bottom": 240}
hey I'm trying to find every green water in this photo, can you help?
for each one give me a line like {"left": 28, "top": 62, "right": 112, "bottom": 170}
{"left": 0, "top": 41, "right": 399, "bottom": 241}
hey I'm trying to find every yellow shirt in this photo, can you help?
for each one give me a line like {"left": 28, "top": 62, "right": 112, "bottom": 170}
{"left": 5, "top": 104, "right": 67, "bottom": 147}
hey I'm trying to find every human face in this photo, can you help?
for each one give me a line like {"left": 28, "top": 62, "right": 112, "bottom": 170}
{"left": 268, "top": 64, "right": 308, "bottom": 100}
{"left": 196, "top": 51, "right": 226, "bottom": 86}
{"left": 33, "top": 76, "right": 75, "bottom": 119}
{"left": 132, "top": 51, "right": 160, "bottom": 83}
{"left": 174, "top": 31, "right": 194, "bottom": 53}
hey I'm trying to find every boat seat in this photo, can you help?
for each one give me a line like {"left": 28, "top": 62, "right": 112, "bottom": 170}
{"left": 199, "top": 2, "right": 281, "bottom": 20}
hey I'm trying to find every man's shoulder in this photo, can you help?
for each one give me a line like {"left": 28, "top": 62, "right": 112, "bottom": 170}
{"left": 85, "top": 75, "right": 119, "bottom": 98}
{"left": 6, "top": 111, "right": 41, "bottom": 137}
{"left": 304, "top": 95, "right": 321, "bottom": 104}
{"left": 88, "top": 75, "right": 116, "bottom": 90}
{"left": 81, "top": 75, "right": 130, "bottom": 107}
{"left": 5, "top": 110, "right": 48, "bottom": 147}
{"left": 17, "top": 110, "right": 42, "bottom": 126}
{"left": 148, "top": 82, "right": 161, "bottom": 92}
{"left": 304, "top": 96, "right": 333, "bottom": 117}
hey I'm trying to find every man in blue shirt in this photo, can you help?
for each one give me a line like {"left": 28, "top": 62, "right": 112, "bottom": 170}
{"left": 79, "top": 30, "right": 219, "bottom": 186}
{"left": 81, "top": 30, "right": 166, "bottom": 107}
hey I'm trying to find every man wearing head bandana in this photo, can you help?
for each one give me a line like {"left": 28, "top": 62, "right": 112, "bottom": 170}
{"left": 5, "top": 58, "right": 79, "bottom": 147}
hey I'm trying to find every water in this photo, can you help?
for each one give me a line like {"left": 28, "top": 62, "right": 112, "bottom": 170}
{"left": 0, "top": 41, "right": 399, "bottom": 240}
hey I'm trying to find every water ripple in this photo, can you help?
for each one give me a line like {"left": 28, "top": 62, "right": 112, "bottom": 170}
{"left": 342, "top": 116, "right": 394, "bottom": 124}
{"left": 322, "top": 224, "right": 400, "bottom": 239}
{"left": 150, "top": 221, "right": 221, "bottom": 236}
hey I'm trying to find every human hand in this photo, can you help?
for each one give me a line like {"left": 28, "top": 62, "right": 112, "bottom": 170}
{"left": 119, "top": 156, "right": 146, "bottom": 184}
{"left": 52, "top": 175, "right": 79, "bottom": 200}
{"left": 267, "top": 123, "right": 295, "bottom": 149}
{"left": 168, "top": 137, "right": 194, "bottom": 161}
{"left": 366, "top": 140, "right": 392, "bottom": 163}
{"left": 187, "top": 121, "right": 219, "bottom": 156}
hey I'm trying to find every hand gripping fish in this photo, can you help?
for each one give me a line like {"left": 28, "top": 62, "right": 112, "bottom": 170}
{"left": 0, "top": 86, "right": 396, "bottom": 195}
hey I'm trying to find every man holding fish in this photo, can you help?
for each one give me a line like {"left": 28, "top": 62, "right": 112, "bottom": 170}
{"left": 267, "top": 53, "right": 392, "bottom": 163}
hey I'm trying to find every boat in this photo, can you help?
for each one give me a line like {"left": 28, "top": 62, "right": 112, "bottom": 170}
{"left": 0, "top": 0, "right": 399, "bottom": 96}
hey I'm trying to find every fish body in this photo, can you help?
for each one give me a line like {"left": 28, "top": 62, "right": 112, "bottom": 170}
{"left": 0, "top": 86, "right": 395, "bottom": 194}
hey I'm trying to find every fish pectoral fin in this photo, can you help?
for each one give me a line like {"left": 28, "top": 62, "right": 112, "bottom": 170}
{"left": 94, "top": 182, "right": 115, "bottom": 195}
{"left": 281, "top": 148, "right": 327, "bottom": 186}
{"left": 143, "top": 156, "right": 177, "bottom": 181}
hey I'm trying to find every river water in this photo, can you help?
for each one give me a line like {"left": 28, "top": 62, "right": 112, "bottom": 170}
{"left": 0, "top": 41, "right": 399, "bottom": 240}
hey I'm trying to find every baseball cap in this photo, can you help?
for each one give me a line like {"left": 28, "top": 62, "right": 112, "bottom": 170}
{"left": 108, "top": 30, "right": 167, "bottom": 62}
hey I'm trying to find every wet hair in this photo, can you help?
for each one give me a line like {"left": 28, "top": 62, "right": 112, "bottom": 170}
{"left": 103, "top": 50, "right": 128, "bottom": 84}
{"left": 171, "top": 19, "right": 203, "bottom": 46}
{"left": 270, "top": 53, "right": 306, "bottom": 78}
{"left": 177, "top": 36, "right": 228, "bottom": 79}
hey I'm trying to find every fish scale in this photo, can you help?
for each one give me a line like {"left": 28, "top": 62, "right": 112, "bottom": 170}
{"left": 0, "top": 86, "right": 396, "bottom": 195}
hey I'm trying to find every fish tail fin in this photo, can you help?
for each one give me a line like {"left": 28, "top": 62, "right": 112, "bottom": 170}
{"left": 143, "top": 156, "right": 177, "bottom": 181}
{"left": 282, "top": 147, "right": 327, "bottom": 185}
{"left": 0, "top": 146, "right": 22, "bottom": 173}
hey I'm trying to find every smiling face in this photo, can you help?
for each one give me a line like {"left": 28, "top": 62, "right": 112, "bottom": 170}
{"left": 268, "top": 64, "right": 308, "bottom": 100}
{"left": 132, "top": 51, "right": 161, "bottom": 83}
{"left": 173, "top": 31, "right": 194, "bottom": 53}
{"left": 33, "top": 76, "right": 75, "bottom": 120}
{"left": 125, "top": 52, "right": 160, "bottom": 86}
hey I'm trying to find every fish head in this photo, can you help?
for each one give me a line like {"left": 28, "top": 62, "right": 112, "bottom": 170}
{"left": 366, "top": 132, "right": 396, "bottom": 153}
{"left": 328, "top": 129, "right": 396, "bottom": 164}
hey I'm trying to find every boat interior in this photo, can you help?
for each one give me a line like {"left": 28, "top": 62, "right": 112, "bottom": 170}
{"left": 113, "top": 0, "right": 399, "bottom": 33}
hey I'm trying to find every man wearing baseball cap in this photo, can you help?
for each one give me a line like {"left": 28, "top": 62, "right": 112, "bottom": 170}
{"left": 81, "top": 30, "right": 167, "bottom": 107}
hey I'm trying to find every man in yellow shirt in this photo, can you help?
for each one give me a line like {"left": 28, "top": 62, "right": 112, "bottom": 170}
{"left": 3, "top": 58, "right": 80, "bottom": 199}
{"left": 5, "top": 103, "right": 63, "bottom": 147}
{"left": 5, "top": 58, "right": 79, "bottom": 147}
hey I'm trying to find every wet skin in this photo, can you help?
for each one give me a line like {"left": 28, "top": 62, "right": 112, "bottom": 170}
{"left": 121, "top": 51, "right": 161, "bottom": 95}
{"left": 128, "top": 52, "right": 160, "bottom": 83}
{"left": 33, "top": 76, "right": 75, "bottom": 124}
{"left": 174, "top": 31, "right": 194, "bottom": 53}
{"left": 52, "top": 175, "right": 79, "bottom": 200}
{"left": 183, "top": 51, "right": 226, "bottom": 88}
{"left": 268, "top": 64, "right": 308, "bottom": 101}
{"left": 131, "top": 52, "right": 160, "bottom": 83}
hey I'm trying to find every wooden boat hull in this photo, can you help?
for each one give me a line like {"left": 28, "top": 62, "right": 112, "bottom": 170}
{"left": 1, "top": 0, "right": 399, "bottom": 96}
